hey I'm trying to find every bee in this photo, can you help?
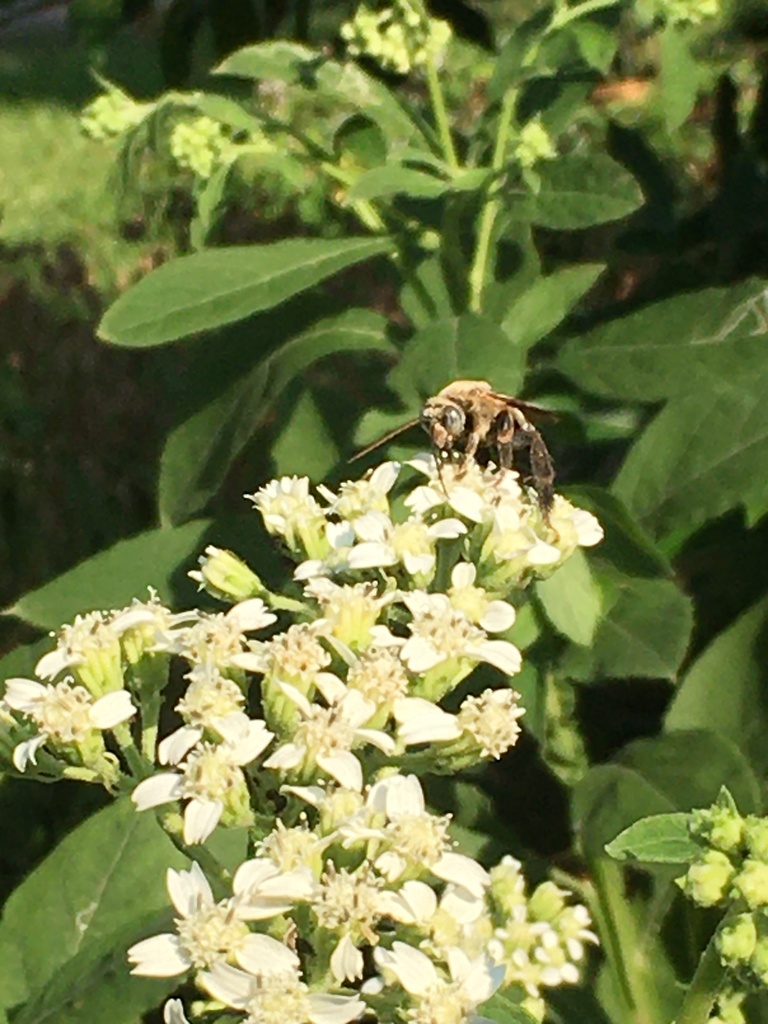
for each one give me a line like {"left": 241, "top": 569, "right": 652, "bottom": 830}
{"left": 353, "top": 380, "right": 557, "bottom": 517}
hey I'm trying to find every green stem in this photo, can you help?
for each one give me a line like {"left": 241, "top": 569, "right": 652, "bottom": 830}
{"left": 590, "top": 859, "right": 668, "bottom": 1024}
{"left": 113, "top": 722, "right": 148, "bottom": 779}
{"left": 675, "top": 927, "right": 727, "bottom": 1024}
{"left": 425, "top": 57, "right": 458, "bottom": 171}
{"left": 161, "top": 820, "right": 232, "bottom": 894}
{"left": 468, "top": 88, "right": 516, "bottom": 312}
{"left": 266, "top": 591, "right": 314, "bottom": 616}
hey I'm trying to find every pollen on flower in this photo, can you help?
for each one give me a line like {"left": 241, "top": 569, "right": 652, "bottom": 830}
{"left": 407, "top": 600, "right": 486, "bottom": 664}
{"left": 347, "top": 648, "right": 410, "bottom": 705}
{"left": 255, "top": 624, "right": 331, "bottom": 685}
{"left": 313, "top": 864, "right": 383, "bottom": 941}
{"left": 305, "top": 579, "right": 391, "bottom": 647}
{"left": 258, "top": 821, "right": 325, "bottom": 872}
{"left": 175, "top": 614, "right": 252, "bottom": 669}
{"left": 177, "top": 667, "right": 245, "bottom": 724}
{"left": 458, "top": 689, "right": 524, "bottom": 759}
{"left": 406, "top": 982, "right": 473, "bottom": 1024}
{"left": 386, "top": 810, "right": 452, "bottom": 868}
{"left": 30, "top": 681, "right": 97, "bottom": 742}
{"left": 175, "top": 902, "right": 250, "bottom": 969}
{"left": 298, "top": 704, "right": 358, "bottom": 759}
{"left": 242, "top": 972, "right": 312, "bottom": 1024}
{"left": 181, "top": 743, "right": 245, "bottom": 801}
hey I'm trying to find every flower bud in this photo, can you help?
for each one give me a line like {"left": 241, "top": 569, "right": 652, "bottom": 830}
{"left": 745, "top": 815, "right": 768, "bottom": 862}
{"left": 716, "top": 912, "right": 757, "bottom": 966}
{"left": 733, "top": 858, "right": 768, "bottom": 910}
{"left": 677, "top": 850, "right": 734, "bottom": 907}
{"left": 528, "top": 881, "right": 568, "bottom": 922}
{"left": 690, "top": 794, "right": 744, "bottom": 854}
{"left": 751, "top": 933, "right": 768, "bottom": 985}
{"left": 189, "top": 546, "right": 265, "bottom": 603}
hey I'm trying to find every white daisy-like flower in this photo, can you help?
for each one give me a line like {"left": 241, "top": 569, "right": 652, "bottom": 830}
{"left": 233, "top": 622, "right": 330, "bottom": 689}
{"left": 165, "top": 600, "right": 276, "bottom": 670}
{"left": 4, "top": 677, "right": 136, "bottom": 770}
{"left": 312, "top": 864, "right": 389, "bottom": 982}
{"left": 232, "top": 856, "right": 317, "bottom": 920}
{"left": 549, "top": 496, "right": 604, "bottom": 549}
{"left": 110, "top": 590, "right": 199, "bottom": 664}
{"left": 127, "top": 861, "right": 298, "bottom": 977}
{"left": 405, "top": 455, "right": 524, "bottom": 524}
{"left": 374, "top": 942, "right": 504, "bottom": 1024}
{"left": 346, "top": 646, "right": 410, "bottom": 712}
{"left": 484, "top": 505, "right": 561, "bottom": 568}
{"left": 257, "top": 819, "right": 335, "bottom": 874}
{"left": 457, "top": 688, "right": 525, "bottom": 759}
{"left": 132, "top": 722, "right": 273, "bottom": 844}
{"left": 317, "top": 461, "right": 400, "bottom": 520}
{"left": 293, "top": 521, "right": 357, "bottom": 582}
{"left": 347, "top": 510, "right": 466, "bottom": 578}
{"left": 247, "top": 476, "right": 328, "bottom": 557}
{"left": 158, "top": 663, "right": 250, "bottom": 765}
{"left": 200, "top": 961, "right": 366, "bottom": 1024}
{"left": 303, "top": 578, "right": 398, "bottom": 648}
{"left": 400, "top": 592, "right": 521, "bottom": 676}
{"left": 263, "top": 681, "right": 394, "bottom": 791}
{"left": 447, "top": 563, "right": 516, "bottom": 632}
{"left": 363, "top": 774, "right": 491, "bottom": 897}
{"left": 35, "top": 611, "right": 123, "bottom": 693}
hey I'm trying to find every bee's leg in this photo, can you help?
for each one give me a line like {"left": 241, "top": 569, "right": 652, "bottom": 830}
{"left": 513, "top": 427, "right": 555, "bottom": 519}
{"left": 456, "top": 430, "right": 481, "bottom": 476}
{"left": 494, "top": 410, "right": 515, "bottom": 470}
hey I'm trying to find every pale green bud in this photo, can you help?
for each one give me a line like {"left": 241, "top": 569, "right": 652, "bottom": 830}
{"left": 677, "top": 850, "right": 734, "bottom": 907}
{"left": 745, "top": 816, "right": 768, "bottom": 862}
{"left": 690, "top": 792, "right": 744, "bottom": 853}
{"left": 716, "top": 912, "right": 757, "bottom": 966}
{"left": 528, "top": 880, "right": 568, "bottom": 922}
{"left": 515, "top": 120, "right": 557, "bottom": 171}
{"left": 189, "top": 546, "right": 265, "bottom": 603}
{"left": 733, "top": 859, "right": 768, "bottom": 909}
{"left": 751, "top": 934, "right": 768, "bottom": 985}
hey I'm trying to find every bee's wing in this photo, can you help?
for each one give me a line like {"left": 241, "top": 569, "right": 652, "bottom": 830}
{"left": 489, "top": 393, "right": 560, "bottom": 423}
{"left": 350, "top": 417, "right": 421, "bottom": 462}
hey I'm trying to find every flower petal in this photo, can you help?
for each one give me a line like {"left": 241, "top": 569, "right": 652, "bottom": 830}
{"left": 184, "top": 798, "right": 223, "bottom": 844}
{"left": 131, "top": 773, "right": 184, "bottom": 811}
{"left": 167, "top": 861, "right": 213, "bottom": 917}
{"left": 90, "top": 690, "right": 136, "bottom": 729}
{"left": 236, "top": 932, "right": 300, "bottom": 975}
{"left": 127, "top": 934, "right": 190, "bottom": 977}
{"left": 158, "top": 726, "right": 203, "bottom": 766}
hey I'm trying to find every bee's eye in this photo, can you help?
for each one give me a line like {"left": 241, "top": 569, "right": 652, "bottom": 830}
{"left": 441, "top": 405, "right": 464, "bottom": 436}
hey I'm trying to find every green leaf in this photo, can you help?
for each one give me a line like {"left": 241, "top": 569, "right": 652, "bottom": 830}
{"left": 666, "top": 597, "right": 768, "bottom": 775}
{"left": 99, "top": 237, "right": 392, "bottom": 348}
{"left": 605, "top": 812, "right": 697, "bottom": 864}
{"left": 348, "top": 165, "right": 449, "bottom": 202}
{"left": 613, "top": 364, "right": 768, "bottom": 536}
{"left": 272, "top": 389, "right": 339, "bottom": 479}
{"left": 512, "top": 153, "right": 643, "bottom": 229}
{"left": 562, "top": 574, "right": 693, "bottom": 682}
{"left": 334, "top": 114, "right": 388, "bottom": 168}
{"left": 556, "top": 280, "right": 767, "bottom": 403}
{"left": 617, "top": 730, "right": 763, "bottom": 815}
{"left": 535, "top": 549, "right": 602, "bottom": 645}
{"left": 159, "top": 309, "right": 392, "bottom": 525}
{"left": 5, "top": 520, "right": 211, "bottom": 630}
{"left": 215, "top": 42, "right": 422, "bottom": 145}
{"left": 388, "top": 314, "right": 528, "bottom": 406}
{"left": 481, "top": 990, "right": 540, "bottom": 1024}
{"left": 500, "top": 263, "right": 605, "bottom": 351}
{"left": 571, "top": 19, "right": 618, "bottom": 73}
{"left": 0, "top": 799, "right": 186, "bottom": 1017}
{"left": 657, "top": 26, "right": 701, "bottom": 133}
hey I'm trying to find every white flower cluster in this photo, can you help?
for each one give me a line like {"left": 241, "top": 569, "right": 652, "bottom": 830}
{"left": 340, "top": 0, "right": 452, "bottom": 75}
{"left": 2, "top": 455, "right": 602, "bottom": 1024}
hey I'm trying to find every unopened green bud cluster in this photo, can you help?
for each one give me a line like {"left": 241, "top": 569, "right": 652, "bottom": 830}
{"left": 636, "top": 0, "right": 720, "bottom": 26}
{"left": 169, "top": 116, "right": 275, "bottom": 180}
{"left": 81, "top": 85, "right": 153, "bottom": 141}
{"left": 340, "top": 0, "right": 452, "bottom": 74}
{"left": 677, "top": 789, "right": 768, "bottom": 995}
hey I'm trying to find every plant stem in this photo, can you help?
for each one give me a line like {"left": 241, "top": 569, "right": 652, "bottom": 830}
{"left": 549, "top": 0, "right": 621, "bottom": 31}
{"left": 590, "top": 859, "right": 668, "bottom": 1024}
{"left": 425, "top": 57, "right": 458, "bottom": 171}
{"left": 675, "top": 928, "right": 727, "bottom": 1024}
{"left": 468, "top": 88, "right": 516, "bottom": 312}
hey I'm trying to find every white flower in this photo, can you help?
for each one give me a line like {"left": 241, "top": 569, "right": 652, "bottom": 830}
{"left": 35, "top": 611, "right": 123, "bottom": 693}
{"left": 233, "top": 623, "right": 330, "bottom": 686}
{"left": 348, "top": 510, "right": 466, "bottom": 577}
{"left": 233, "top": 857, "right": 317, "bottom": 919}
{"left": 405, "top": 455, "right": 523, "bottom": 524}
{"left": 165, "top": 602, "right": 276, "bottom": 670}
{"left": 448, "top": 563, "right": 516, "bottom": 632}
{"left": 346, "top": 646, "right": 410, "bottom": 710}
{"left": 312, "top": 864, "right": 389, "bottom": 981}
{"left": 127, "top": 862, "right": 294, "bottom": 977}
{"left": 247, "top": 477, "right": 328, "bottom": 558}
{"left": 294, "top": 521, "right": 356, "bottom": 581}
{"left": 263, "top": 682, "right": 394, "bottom": 791}
{"left": 457, "top": 688, "right": 525, "bottom": 759}
{"left": 394, "top": 696, "right": 461, "bottom": 747}
{"left": 158, "top": 664, "right": 250, "bottom": 765}
{"left": 364, "top": 774, "right": 490, "bottom": 897}
{"left": 303, "top": 578, "right": 398, "bottom": 648}
{"left": 549, "top": 497, "right": 604, "bottom": 549}
{"left": 317, "top": 462, "right": 400, "bottom": 520}
{"left": 484, "top": 505, "right": 560, "bottom": 568}
{"left": 374, "top": 942, "right": 504, "bottom": 1024}
{"left": 132, "top": 722, "right": 273, "bottom": 843}
{"left": 400, "top": 592, "right": 521, "bottom": 676}
{"left": 200, "top": 961, "right": 366, "bottom": 1024}
{"left": 163, "top": 999, "right": 190, "bottom": 1024}
{"left": 4, "top": 677, "right": 135, "bottom": 770}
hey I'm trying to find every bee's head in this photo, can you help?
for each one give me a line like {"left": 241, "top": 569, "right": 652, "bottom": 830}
{"left": 420, "top": 398, "right": 465, "bottom": 450}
